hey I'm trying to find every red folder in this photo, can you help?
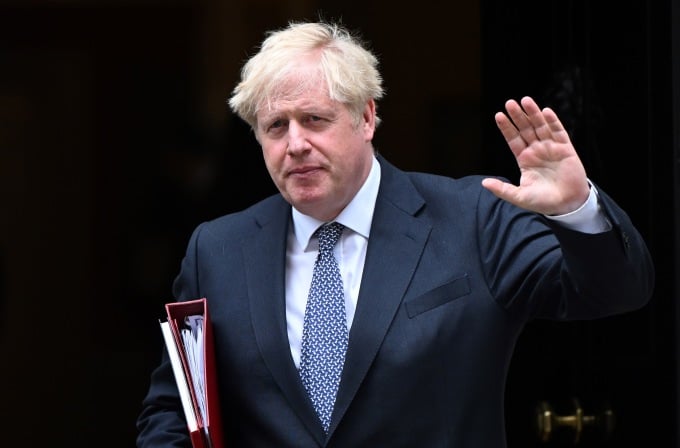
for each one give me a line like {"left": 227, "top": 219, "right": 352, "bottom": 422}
{"left": 160, "top": 298, "right": 224, "bottom": 448}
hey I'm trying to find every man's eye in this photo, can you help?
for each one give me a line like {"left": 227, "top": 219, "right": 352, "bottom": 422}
{"left": 269, "top": 119, "right": 283, "bottom": 129}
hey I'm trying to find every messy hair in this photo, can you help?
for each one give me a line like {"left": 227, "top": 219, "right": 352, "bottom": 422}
{"left": 228, "top": 21, "right": 384, "bottom": 129}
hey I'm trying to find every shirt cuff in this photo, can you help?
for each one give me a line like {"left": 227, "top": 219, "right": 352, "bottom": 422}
{"left": 544, "top": 181, "right": 612, "bottom": 234}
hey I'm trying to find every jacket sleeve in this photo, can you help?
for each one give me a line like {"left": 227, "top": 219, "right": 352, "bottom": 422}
{"left": 478, "top": 183, "right": 655, "bottom": 320}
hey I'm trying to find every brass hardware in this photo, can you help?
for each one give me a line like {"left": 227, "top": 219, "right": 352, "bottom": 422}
{"left": 536, "top": 398, "right": 615, "bottom": 444}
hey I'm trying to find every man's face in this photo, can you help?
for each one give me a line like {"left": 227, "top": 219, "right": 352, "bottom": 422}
{"left": 255, "top": 70, "right": 376, "bottom": 222}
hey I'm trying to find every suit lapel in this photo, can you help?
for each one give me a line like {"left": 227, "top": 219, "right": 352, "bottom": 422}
{"left": 329, "top": 158, "right": 431, "bottom": 437}
{"left": 243, "top": 199, "right": 327, "bottom": 445}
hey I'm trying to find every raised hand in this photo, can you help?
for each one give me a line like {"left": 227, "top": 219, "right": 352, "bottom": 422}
{"left": 481, "top": 96, "right": 590, "bottom": 216}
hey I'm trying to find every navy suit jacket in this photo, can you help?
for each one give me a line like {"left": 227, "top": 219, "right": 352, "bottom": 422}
{"left": 137, "top": 155, "right": 654, "bottom": 447}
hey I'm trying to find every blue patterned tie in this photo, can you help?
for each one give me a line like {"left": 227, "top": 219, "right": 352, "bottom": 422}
{"left": 299, "top": 222, "right": 348, "bottom": 433}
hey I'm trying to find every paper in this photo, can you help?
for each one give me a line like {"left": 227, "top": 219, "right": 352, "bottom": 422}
{"left": 160, "top": 320, "right": 199, "bottom": 432}
{"left": 181, "top": 315, "right": 208, "bottom": 433}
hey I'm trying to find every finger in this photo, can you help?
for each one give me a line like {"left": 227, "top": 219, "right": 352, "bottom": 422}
{"left": 494, "top": 111, "right": 528, "bottom": 156}
{"left": 541, "top": 107, "right": 572, "bottom": 144}
{"left": 520, "top": 96, "right": 552, "bottom": 141}
{"left": 481, "top": 177, "right": 520, "bottom": 205}
{"left": 505, "top": 98, "right": 539, "bottom": 144}
{"left": 521, "top": 96, "right": 572, "bottom": 144}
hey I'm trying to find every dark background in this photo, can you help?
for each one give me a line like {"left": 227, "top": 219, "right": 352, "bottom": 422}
{"left": 0, "top": 1, "right": 677, "bottom": 446}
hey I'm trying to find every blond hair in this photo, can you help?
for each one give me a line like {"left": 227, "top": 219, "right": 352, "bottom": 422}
{"left": 228, "top": 21, "right": 384, "bottom": 129}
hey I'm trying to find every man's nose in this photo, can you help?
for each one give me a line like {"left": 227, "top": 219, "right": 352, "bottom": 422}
{"left": 287, "top": 121, "right": 310, "bottom": 155}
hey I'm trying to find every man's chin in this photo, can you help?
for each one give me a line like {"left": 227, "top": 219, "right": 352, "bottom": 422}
{"left": 291, "top": 197, "right": 338, "bottom": 221}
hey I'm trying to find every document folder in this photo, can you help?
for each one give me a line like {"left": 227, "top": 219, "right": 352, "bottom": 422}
{"left": 160, "top": 298, "right": 224, "bottom": 448}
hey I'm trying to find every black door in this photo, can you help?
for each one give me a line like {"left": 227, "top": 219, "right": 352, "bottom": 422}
{"left": 481, "top": 1, "right": 678, "bottom": 446}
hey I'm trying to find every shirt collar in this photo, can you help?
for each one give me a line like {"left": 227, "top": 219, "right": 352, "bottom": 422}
{"left": 292, "top": 155, "right": 381, "bottom": 250}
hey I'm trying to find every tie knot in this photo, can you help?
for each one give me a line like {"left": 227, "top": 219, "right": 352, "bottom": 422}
{"left": 316, "top": 222, "right": 344, "bottom": 253}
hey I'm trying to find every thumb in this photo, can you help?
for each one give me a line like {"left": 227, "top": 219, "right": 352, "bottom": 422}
{"left": 481, "top": 177, "right": 519, "bottom": 203}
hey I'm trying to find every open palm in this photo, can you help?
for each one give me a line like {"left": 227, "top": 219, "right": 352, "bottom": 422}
{"left": 481, "top": 96, "right": 590, "bottom": 216}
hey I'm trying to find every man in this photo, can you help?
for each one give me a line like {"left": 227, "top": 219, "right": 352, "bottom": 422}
{"left": 136, "top": 21, "right": 654, "bottom": 447}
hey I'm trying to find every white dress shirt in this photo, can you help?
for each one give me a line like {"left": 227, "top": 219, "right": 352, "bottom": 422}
{"left": 285, "top": 156, "right": 609, "bottom": 367}
{"left": 286, "top": 156, "right": 381, "bottom": 368}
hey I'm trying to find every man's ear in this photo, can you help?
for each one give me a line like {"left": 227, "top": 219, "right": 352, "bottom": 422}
{"left": 362, "top": 99, "right": 376, "bottom": 141}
